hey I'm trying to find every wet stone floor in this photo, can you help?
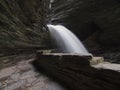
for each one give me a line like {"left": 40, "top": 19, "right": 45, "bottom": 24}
{"left": 0, "top": 54, "right": 65, "bottom": 90}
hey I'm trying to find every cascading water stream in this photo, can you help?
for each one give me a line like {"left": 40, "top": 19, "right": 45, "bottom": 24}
{"left": 47, "top": 24, "right": 89, "bottom": 55}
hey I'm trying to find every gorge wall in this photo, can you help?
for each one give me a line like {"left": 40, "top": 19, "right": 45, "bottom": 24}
{"left": 50, "top": 0, "right": 120, "bottom": 53}
{"left": 0, "top": 0, "right": 50, "bottom": 49}
{"left": 1, "top": 0, "right": 120, "bottom": 56}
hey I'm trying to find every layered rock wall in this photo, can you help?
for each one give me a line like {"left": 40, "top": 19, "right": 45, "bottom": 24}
{"left": 50, "top": 0, "right": 120, "bottom": 48}
{"left": 0, "top": 0, "right": 50, "bottom": 48}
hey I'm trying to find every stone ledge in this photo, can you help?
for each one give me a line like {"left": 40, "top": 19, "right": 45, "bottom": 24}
{"left": 33, "top": 52, "right": 120, "bottom": 90}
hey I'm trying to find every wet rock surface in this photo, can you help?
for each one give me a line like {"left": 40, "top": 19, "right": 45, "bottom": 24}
{"left": 0, "top": 54, "right": 65, "bottom": 90}
{"left": 33, "top": 53, "right": 120, "bottom": 90}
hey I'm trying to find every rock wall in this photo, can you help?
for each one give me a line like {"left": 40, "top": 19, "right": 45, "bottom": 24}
{"left": 50, "top": 0, "right": 120, "bottom": 50}
{"left": 0, "top": 0, "right": 50, "bottom": 48}
{"left": 33, "top": 53, "right": 120, "bottom": 90}
{"left": 1, "top": 0, "right": 120, "bottom": 52}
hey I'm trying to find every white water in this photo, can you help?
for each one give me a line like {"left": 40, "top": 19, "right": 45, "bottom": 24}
{"left": 47, "top": 24, "right": 89, "bottom": 55}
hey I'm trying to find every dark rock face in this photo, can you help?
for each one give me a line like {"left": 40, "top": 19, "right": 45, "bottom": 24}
{"left": 50, "top": 0, "right": 120, "bottom": 48}
{"left": 100, "top": 52, "right": 120, "bottom": 64}
{"left": 0, "top": 0, "right": 50, "bottom": 48}
{"left": 33, "top": 53, "right": 120, "bottom": 90}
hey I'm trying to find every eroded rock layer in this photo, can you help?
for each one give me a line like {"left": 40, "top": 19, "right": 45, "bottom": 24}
{"left": 33, "top": 53, "right": 120, "bottom": 90}
{"left": 0, "top": 0, "right": 50, "bottom": 48}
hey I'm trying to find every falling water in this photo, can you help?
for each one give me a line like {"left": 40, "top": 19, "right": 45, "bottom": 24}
{"left": 47, "top": 24, "right": 89, "bottom": 55}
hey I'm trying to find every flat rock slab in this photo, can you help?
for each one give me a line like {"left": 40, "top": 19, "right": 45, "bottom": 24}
{"left": 33, "top": 53, "right": 120, "bottom": 90}
{"left": 93, "top": 62, "right": 120, "bottom": 72}
{"left": 0, "top": 55, "right": 65, "bottom": 90}
{"left": 36, "top": 52, "right": 92, "bottom": 67}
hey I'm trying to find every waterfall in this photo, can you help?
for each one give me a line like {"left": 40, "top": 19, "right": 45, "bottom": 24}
{"left": 47, "top": 24, "right": 89, "bottom": 55}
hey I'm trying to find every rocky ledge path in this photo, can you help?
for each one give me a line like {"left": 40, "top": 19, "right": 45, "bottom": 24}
{"left": 0, "top": 54, "right": 65, "bottom": 90}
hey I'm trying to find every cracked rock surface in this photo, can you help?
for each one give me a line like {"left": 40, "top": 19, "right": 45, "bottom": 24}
{"left": 0, "top": 55, "right": 65, "bottom": 90}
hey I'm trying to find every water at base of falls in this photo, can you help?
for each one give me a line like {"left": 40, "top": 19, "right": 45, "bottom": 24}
{"left": 47, "top": 24, "right": 89, "bottom": 55}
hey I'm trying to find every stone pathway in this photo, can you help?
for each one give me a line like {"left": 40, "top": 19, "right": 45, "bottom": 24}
{"left": 0, "top": 55, "right": 65, "bottom": 90}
